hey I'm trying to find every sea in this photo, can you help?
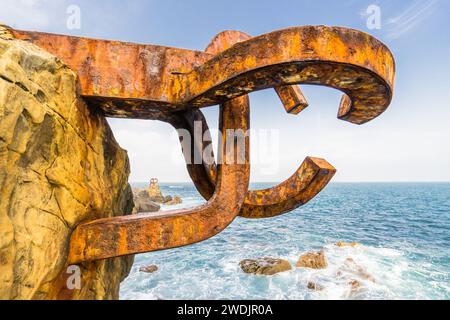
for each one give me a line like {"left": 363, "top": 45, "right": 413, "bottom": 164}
{"left": 120, "top": 182, "right": 450, "bottom": 300}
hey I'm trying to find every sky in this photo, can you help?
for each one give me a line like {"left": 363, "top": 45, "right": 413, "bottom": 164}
{"left": 1, "top": 0, "right": 449, "bottom": 183}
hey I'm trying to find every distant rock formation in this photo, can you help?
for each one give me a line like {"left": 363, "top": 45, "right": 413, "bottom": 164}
{"left": 147, "top": 178, "right": 165, "bottom": 203}
{"left": 132, "top": 179, "right": 182, "bottom": 213}
{"left": 132, "top": 189, "right": 160, "bottom": 214}
{"left": 296, "top": 250, "right": 328, "bottom": 269}
{"left": 239, "top": 258, "right": 292, "bottom": 275}
{"left": 0, "top": 28, "right": 133, "bottom": 300}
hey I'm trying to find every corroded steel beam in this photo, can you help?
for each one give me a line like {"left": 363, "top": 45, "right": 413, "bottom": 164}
{"left": 9, "top": 26, "right": 395, "bottom": 124}
{"left": 68, "top": 96, "right": 250, "bottom": 264}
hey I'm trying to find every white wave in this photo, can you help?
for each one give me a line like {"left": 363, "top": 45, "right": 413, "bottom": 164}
{"left": 120, "top": 242, "right": 439, "bottom": 300}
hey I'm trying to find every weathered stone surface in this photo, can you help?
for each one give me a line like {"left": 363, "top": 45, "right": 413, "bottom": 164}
{"left": 239, "top": 258, "right": 292, "bottom": 275}
{"left": 132, "top": 189, "right": 160, "bottom": 214}
{"left": 0, "top": 29, "right": 134, "bottom": 300}
{"left": 336, "top": 241, "right": 361, "bottom": 248}
{"left": 296, "top": 250, "right": 328, "bottom": 269}
{"left": 139, "top": 265, "right": 158, "bottom": 273}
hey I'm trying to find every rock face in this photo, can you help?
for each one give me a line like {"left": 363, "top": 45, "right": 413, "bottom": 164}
{"left": 296, "top": 250, "right": 328, "bottom": 269}
{"left": 0, "top": 28, "right": 134, "bottom": 300}
{"left": 133, "top": 189, "right": 160, "bottom": 214}
{"left": 239, "top": 258, "right": 292, "bottom": 275}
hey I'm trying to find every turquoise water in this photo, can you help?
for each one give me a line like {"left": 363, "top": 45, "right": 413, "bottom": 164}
{"left": 120, "top": 183, "right": 450, "bottom": 300}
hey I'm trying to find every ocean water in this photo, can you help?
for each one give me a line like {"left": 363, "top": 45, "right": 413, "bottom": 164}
{"left": 120, "top": 183, "right": 450, "bottom": 300}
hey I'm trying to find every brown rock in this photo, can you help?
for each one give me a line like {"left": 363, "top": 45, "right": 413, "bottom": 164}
{"left": 164, "top": 196, "right": 182, "bottom": 206}
{"left": 139, "top": 265, "right": 158, "bottom": 273}
{"left": 349, "top": 279, "right": 362, "bottom": 291}
{"left": 307, "top": 281, "right": 324, "bottom": 291}
{"left": 0, "top": 32, "right": 133, "bottom": 300}
{"left": 132, "top": 189, "right": 160, "bottom": 213}
{"left": 240, "top": 258, "right": 292, "bottom": 275}
{"left": 336, "top": 241, "right": 361, "bottom": 248}
{"left": 296, "top": 250, "right": 328, "bottom": 269}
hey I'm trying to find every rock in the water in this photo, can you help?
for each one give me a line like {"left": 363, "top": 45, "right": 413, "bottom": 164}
{"left": 307, "top": 281, "right": 324, "bottom": 291}
{"left": 336, "top": 241, "right": 361, "bottom": 248}
{"left": 163, "top": 196, "right": 182, "bottom": 206}
{"left": 349, "top": 279, "right": 362, "bottom": 291}
{"left": 0, "top": 29, "right": 134, "bottom": 300}
{"left": 344, "top": 258, "right": 376, "bottom": 282}
{"left": 139, "top": 265, "right": 158, "bottom": 273}
{"left": 133, "top": 186, "right": 182, "bottom": 208}
{"left": 132, "top": 189, "right": 160, "bottom": 213}
{"left": 239, "top": 258, "right": 292, "bottom": 275}
{"left": 296, "top": 250, "right": 328, "bottom": 269}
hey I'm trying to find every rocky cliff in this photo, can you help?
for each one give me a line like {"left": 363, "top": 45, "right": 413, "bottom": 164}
{"left": 0, "top": 26, "right": 134, "bottom": 300}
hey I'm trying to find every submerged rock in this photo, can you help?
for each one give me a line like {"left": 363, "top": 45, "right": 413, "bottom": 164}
{"left": 343, "top": 258, "right": 376, "bottom": 282}
{"left": 307, "top": 281, "right": 324, "bottom": 291}
{"left": 240, "top": 258, "right": 292, "bottom": 275}
{"left": 139, "top": 265, "right": 159, "bottom": 273}
{"left": 349, "top": 279, "right": 362, "bottom": 291}
{"left": 296, "top": 250, "right": 328, "bottom": 269}
{"left": 336, "top": 241, "right": 361, "bottom": 248}
{"left": 0, "top": 29, "right": 133, "bottom": 300}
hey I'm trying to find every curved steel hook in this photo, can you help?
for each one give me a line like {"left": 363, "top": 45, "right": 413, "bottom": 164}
{"left": 169, "top": 30, "right": 337, "bottom": 218}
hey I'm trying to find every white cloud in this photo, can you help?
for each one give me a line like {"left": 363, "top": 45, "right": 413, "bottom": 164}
{"left": 0, "top": 0, "right": 60, "bottom": 30}
{"left": 385, "top": 0, "right": 438, "bottom": 40}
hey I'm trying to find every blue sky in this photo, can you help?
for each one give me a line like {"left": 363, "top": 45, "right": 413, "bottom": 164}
{"left": 1, "top": 0, "right": 449, "bottom": 182}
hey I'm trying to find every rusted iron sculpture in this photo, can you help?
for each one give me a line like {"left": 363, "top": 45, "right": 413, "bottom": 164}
{"left": 6, "top": 26, "right": 395, "bottom": 264}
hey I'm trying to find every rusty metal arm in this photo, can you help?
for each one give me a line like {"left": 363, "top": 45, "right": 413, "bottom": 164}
{"left": 9, "top": 26, "right": 395, "bottom": 125}
{"left": 240, "top": 157, "right": 335, "bottom": 218}
{"left": 68, "top": 96, "right": 250, "bottom": 264}
{"left": 204, "top": 30, "right": 309, "bottom": 115}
